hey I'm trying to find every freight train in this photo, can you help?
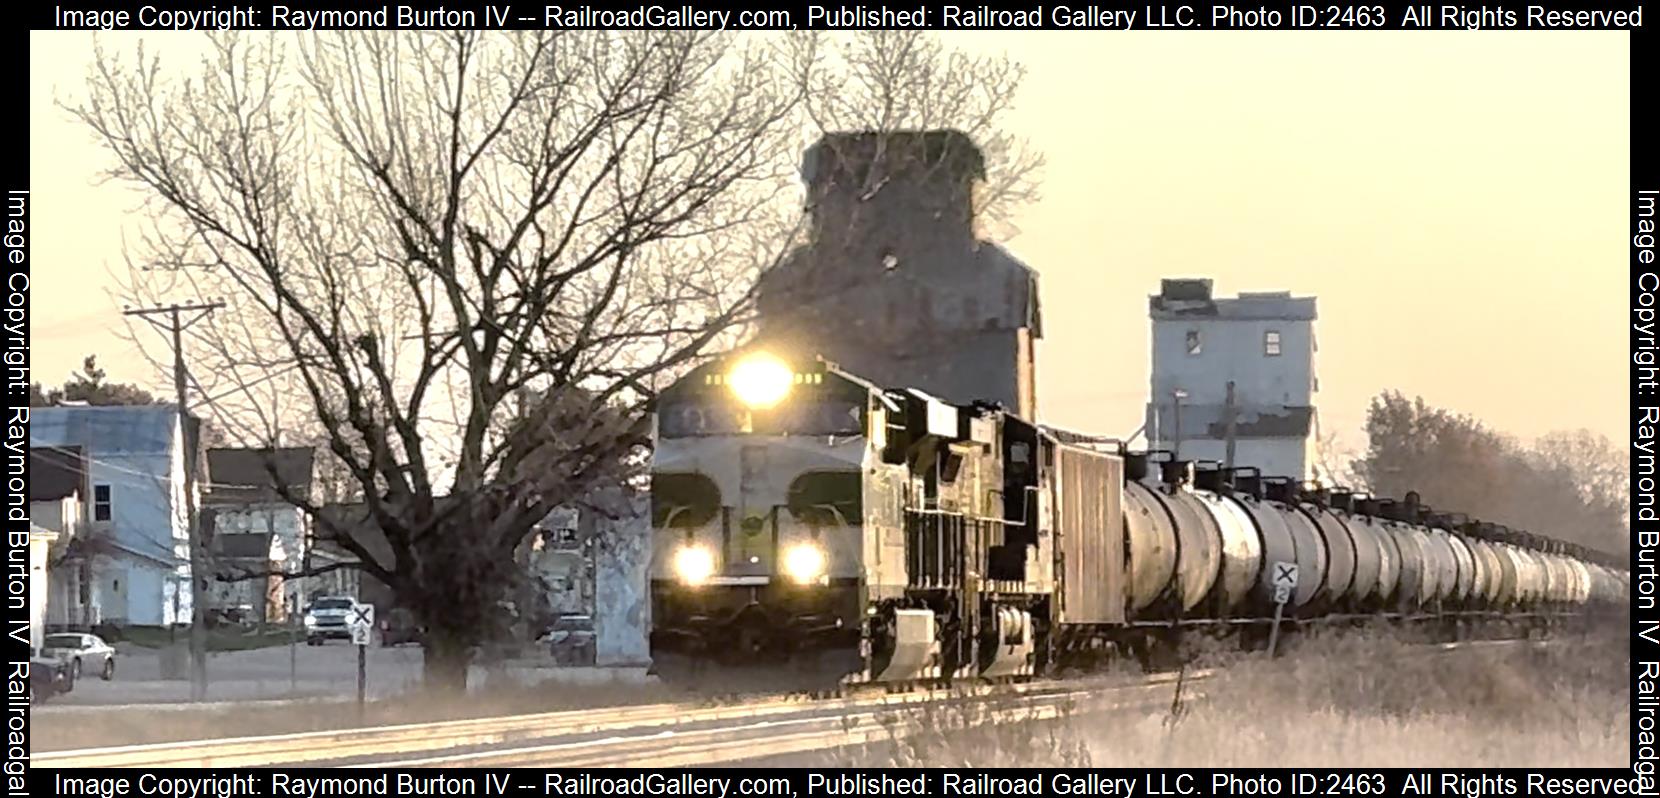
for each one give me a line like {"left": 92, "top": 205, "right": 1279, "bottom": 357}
{"left": 646, "top": 351, "right": 1629, "bottom": 685}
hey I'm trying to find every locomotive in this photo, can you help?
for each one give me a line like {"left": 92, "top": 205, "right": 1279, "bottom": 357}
{"left": 647, "top": 351, "right": 1629, "bottom": 685}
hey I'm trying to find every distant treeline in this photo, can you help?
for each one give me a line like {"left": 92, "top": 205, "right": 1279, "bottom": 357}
{"left": 1355, "top": 391, "right": 1628, "bottom": 556}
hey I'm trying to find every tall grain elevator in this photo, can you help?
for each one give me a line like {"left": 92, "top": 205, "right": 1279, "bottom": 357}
{"left": 756, "top": 130, "right": 1042, "bottom": 419}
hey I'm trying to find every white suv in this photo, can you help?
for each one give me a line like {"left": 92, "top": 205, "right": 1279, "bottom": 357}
{"left": 304, "top": 596, "right": 359, "bottom": 645}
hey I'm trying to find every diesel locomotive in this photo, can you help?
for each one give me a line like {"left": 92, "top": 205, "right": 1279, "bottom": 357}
{"left": 647, "top": 351, "right": 1629, "bottom": 686}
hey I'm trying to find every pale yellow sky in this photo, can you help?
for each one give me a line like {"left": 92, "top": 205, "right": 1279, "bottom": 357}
{"left": 29, "top": 31, "right": 1630, "bottom": 454}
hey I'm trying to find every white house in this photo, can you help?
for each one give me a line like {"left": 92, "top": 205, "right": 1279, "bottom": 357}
{"left": 27, "top": 528, "right": 57, "bottom": 651}
{"left": 1145, "top": 278, "right": 1318, "bottom": 480}
{"left": 30, "top": 446, "right": 84, "bottom": 640}
{"left": 203, "top": 447, "right": 315, "bottom": 620}
{"left": 31, "top": 406, "right": 198, "bottom": 627}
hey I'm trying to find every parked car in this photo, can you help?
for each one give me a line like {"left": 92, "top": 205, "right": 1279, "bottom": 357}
{"left": 379, "top": 607, "right": 423, "bottom": 647}
{"left": 40, "top": 633, "right": 117, "bottom": 681}
{"left": 304, "top": 596, "right": 360, "bottom": 645}
{"left": 541, "top": 614, "right": 595, "bottom": 665}
{"left": 30, "top": 649, "right": 74, "bottom": 703}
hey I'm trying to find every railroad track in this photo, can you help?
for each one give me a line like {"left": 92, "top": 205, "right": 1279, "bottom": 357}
{"left": 348, "top": 673, "right": 1206, "bottom": 768}
{"left": 33, "top": 670, "right": 1202, "bottom": 769}
{"left": 33, "top": 638, "right": 1539, "bottom": 769}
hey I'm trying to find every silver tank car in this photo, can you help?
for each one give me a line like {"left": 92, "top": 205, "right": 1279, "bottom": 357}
{"left": 1297, "top": 497, "right": 1358, "bottom": 611}
{"left": 1121, "top": 455, "right": 1223, "bottom": 617}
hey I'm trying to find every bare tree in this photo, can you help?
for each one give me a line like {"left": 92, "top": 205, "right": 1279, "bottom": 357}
{"left": 1354, "top": 391, "right": 1627, "bottom": 555}
{"left": 1311, "top": 426, "right": 1360, "bottom": 489}
{"left": 75, "top": 31, "right": 1044, "bottom": 692}
{"left": 31, "top": 355, "right": 161, "bottom": 406}
{"left": 75, "top": 31, "right": 807, "bottom": 690}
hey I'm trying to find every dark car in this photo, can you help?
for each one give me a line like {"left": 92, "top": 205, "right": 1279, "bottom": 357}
{"left": 40, "top": 633, "right": 117, "bottom": 681}
{"left": 30, "top": 649, "right": 74, "bottom": 703}
{"left": 379, "top": 607, "right": 423, "bottom": 647}
{"left": 542, "top": 614, "right": 596, "bottom": 666}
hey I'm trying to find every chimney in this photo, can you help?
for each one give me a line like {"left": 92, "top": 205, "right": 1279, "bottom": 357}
{"left": 1158, "top": 278, "right": 1214, "bottom": 302}
{"left": 802, "top": 130, "right": 986, "bottom": 250}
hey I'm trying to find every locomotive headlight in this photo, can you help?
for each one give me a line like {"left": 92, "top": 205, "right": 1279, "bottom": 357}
{"left": 673, "top": 545, "right": 716, "bottom": 586}
{"left": 783, "top": 543, "right": 828, "bottom": 585}
{"left": 728, "top": 352, "right": 793, "bottom": 409}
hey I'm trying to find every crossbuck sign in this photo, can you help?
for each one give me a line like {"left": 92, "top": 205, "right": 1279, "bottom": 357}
{"left": 1272, "top": 561, "right": 1299, "bottom": 605}
{"left": 348, "top": 605, "right": 375, "bottom": 632}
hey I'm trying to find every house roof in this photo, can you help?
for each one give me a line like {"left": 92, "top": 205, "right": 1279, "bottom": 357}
{"left": 30, "top": 446, "right": 85, "bottom": 502}
{"left": 29, "top": 404, "right": 191, "bottom": 456}
{"left": 206, "top": 447, "right": 314, "bottom": 504}
{"left": 1149, "top": 278, "right": 1317, "bottom": 322}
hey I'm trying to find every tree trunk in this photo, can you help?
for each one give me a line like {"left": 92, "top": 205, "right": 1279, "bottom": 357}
{"left": 422, "top": 627, "right": 472, "bottom": 694}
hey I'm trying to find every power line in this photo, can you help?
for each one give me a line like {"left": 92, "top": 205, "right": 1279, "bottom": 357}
{"left": 123, "top": 301, "right": 223, "bottom": 702}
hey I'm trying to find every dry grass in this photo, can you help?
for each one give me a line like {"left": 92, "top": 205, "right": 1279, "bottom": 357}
{"left": 825, "top": 627, "right": 1629, "bottom": 767}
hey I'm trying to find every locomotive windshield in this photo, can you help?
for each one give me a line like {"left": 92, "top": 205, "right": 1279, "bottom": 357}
{"left": 658, "top": 397, "right": 865, "bottom": 438}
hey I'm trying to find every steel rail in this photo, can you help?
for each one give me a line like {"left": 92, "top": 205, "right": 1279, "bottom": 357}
{"left": 34, "top": 639, "right": 1535, "bottom": 769}
{"left": 35, "top": 673, "right": 1194, "bottom": 768}
{"left": 352, "top": 678, "right": 1205, "bottom": 768}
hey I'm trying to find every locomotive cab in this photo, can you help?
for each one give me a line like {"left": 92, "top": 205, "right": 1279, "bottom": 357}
{"left": 648, "top": 352, "right": 888, "bottom": 685}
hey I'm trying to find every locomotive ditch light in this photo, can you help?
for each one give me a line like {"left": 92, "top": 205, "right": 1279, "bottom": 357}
{"left": 674, "top": 545, "right": 716, "bottom": 586}
{"left": 728, "top": 352, "right": 794, "bottom": 409}
{"left": 783, "top": 542, "right": 828, "bottom": 585}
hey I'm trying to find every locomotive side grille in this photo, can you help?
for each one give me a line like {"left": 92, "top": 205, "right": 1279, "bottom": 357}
{"left": 904, "top": 510, "right": 966, "bottom": 589}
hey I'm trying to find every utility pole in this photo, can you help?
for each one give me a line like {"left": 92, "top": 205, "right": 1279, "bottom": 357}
{"left": 1170, "top": 389, "right": 1188, "bottom": 460}
{"left": 1223, "top": 381, "right": 1238, "bottom": 471}
{"left": 125, "top": 301, "right": 225, "bottom": 702}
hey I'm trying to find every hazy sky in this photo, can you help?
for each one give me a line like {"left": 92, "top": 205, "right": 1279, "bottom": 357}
{"left": 28, "top": 31, "right": 1630, "bottom": 456}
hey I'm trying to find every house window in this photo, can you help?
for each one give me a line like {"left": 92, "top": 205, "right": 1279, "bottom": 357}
{"left": 1185, "top": 330, "right": 1202, "bottom": 356}
{"left": 1264, "top": 330, "right": 1282, "bottom": 356}
{"left": 93, "top": 485, "right": 112, "bottom": 522}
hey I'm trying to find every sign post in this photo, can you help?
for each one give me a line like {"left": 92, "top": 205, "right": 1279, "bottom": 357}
{"left": 348, "top": 604, "right": 374, "bottom": 718}
{"left": 1267, "top": 561, "right": 1298, "bottom": 657}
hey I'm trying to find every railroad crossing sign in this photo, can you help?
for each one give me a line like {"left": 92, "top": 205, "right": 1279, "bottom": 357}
{"left": 1267, "top": 560, "right": 1298, "bottom": 658}
{"left": 348, "top": 604, "right": 375, "bottom": 632}
{"left": 348, "top": 604, "right": 374, "bottom": 715}
{"left": 1272, "top": 561, "right": 1299, "bottom": 605}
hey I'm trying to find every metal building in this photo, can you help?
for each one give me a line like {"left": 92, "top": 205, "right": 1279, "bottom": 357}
{"left": 1144, "top": 278, "right": 1318, "bottom": 480}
